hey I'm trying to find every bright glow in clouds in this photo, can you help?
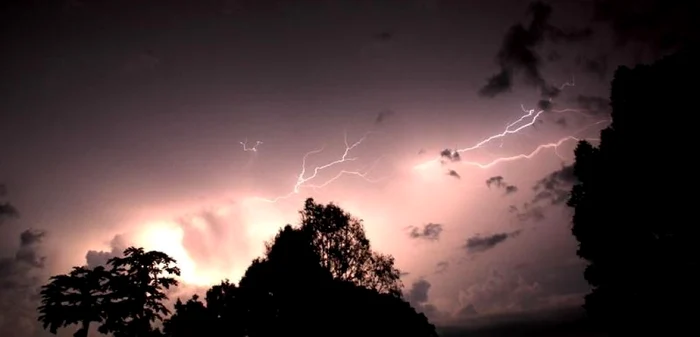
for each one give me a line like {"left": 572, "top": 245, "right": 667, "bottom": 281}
{"left": 117, "top": 80, "right": 609, "bottom": 288}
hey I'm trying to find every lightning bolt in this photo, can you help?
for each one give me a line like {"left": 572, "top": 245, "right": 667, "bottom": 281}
{"left": 413, "top": 78, "right": 609, "bottom": 171}
{"left": 240, "top": 139, "right": 263, "bottom": 152}
{"left": 252, "top": 132, "right": 386, "bottom": 203}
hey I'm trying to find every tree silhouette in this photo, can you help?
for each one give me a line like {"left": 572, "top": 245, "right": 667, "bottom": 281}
{"left": 298, "top": 198, "right": 403, "bottom": 296}
{"left": 164, "top": 200, "right": 437, "bottom": 337}
{"left": 38, "top": 266, "right": 111, "bottom": 337}
{"left": 99, "top": 247, "right": 181, "bottom": 337}
{"left": 567, "top": 46, "right": 700, "bottom": 335}
{"left": 37, "top": 247, "right": 180, "bottom": 337}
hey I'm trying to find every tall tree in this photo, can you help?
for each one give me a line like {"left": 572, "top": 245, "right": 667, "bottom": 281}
{"left": 298, "top": 198, "right": 402, "bottom": 296}
{"left": 37, "top": 266, "right": 111, "bottom": 337}
{"left": 100, "top": 247, "right": 181, "bottom": 337}
{"left": 163, "top": 200, "right": 437, "bottom": 337}
{"left": 567, "top": 46, "right": 700, "bottom": 335}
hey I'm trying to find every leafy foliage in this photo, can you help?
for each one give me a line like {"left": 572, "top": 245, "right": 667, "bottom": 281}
{"left": 37, "top": 248, "right": 179, "bottom": 337}
{"left": 38, "top": 199, "right": 436, "bottom": 337}
{"left": 567, "top": 46, "right": 700, "bottom": 335}
{"left": 38, "top": 266, "right": 111, "bottom": 337}
{"left": 297, "top": 198, "right": 403, "bottom": 296}
{"left": 99, "top": 247, "right": 181, "bottom": 337}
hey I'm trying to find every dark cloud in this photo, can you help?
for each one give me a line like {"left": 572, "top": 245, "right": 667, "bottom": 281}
{"left": 485, "top": 176, "right": 505, "bottom": 188}
{"left": 546, "top": 50, "right": 561, "bottom": 62}
{"left": 572, "top": 95, "right": 611, "bottom": 115}
{"left": 436, "top": 261, "right": 449, "bottom": 274}
{"left": 405, "top": 279, "right": 441, "bottom": 321}
{"left": 408, "top": 223, "right": 443, "bottom": 241}
{"left": 516, "top": 204, "right": 546, "bottom": 222}
{"left": 406, "top": 279, "right": 431, "bottom": 304}
{"left": 0, "top": 185, "right": 18, "bottom": 225}
{"left": 537, "top": 99, "right": 553, "bottom": 111}
{"left": 479, "top": 1, "right": 591, "bottom": 98}
{"left": 447, "top": 170, "right": 461, "bottom": 179}
{"left": 374, "top": 31, "right": 394, "bottom": 42}
{"left": 458, "top": 303, "right": 479, "bottom": 318}
{"left": 464, "top": 230, "right": 522, "bottom": 254}
{"left": 440, "top": 149, "right": 461, "bottom": 163}
{"left": 512, "top": 164, "right": 576, "bottom": 223}
{"left": 532, "top": 164, "right": 575, "bottom": 205}
{"left": 374, "top": 109, "right": 395, "bottom": 125}
{"left": 486, "top": 176, "right": 518, "bottom": 195}
{"left": 122, "top": 50, "right": 160, "bottom": 74}
{"left": 554, "top": 116, "right": 567, "bottom": 127}
{"left": 575, "top": 54, "right": 608, "bottom": 80}
{"left": 85, "top": 234, "right": 128, "bottom": 269}
{"left": 0, "top": 229, "right": 48, "bottom": 336}
{"left": 592, "top": 0, "right": 699, "bottom": 55}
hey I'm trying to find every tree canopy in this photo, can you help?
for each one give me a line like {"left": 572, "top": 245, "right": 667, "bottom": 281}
{"left": 39, "top": 198, "right": 437, "bottom": 337}
{"left": 567, "top": 46, "right": 700, "bottom": 335}
{"left": 38, "top": 247, "right": 180, "bottom": 337}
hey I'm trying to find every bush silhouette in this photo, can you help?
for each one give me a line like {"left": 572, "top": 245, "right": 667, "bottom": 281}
{"left": 567, "top": 46, "right": 700, "bottom": 335}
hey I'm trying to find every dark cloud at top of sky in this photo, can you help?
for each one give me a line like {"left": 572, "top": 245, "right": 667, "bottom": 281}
{"left": 479, "top": 1, "right": 592, "bottom": 98}
{"left": 592, "top": 0, "right": 700, "bottom": 55}
{"left": 464, "top": 230, "right": 522, "bottom": 254}
{"left": 409, "top": 223, "right": 444, "bottom": 241}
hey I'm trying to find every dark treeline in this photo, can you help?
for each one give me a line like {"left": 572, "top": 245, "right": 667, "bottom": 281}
{"left": 37, "top": 199, "right": 438, "bottom": 337}
{"left": 567, "top": 45, "right": 700, "bottom": 336}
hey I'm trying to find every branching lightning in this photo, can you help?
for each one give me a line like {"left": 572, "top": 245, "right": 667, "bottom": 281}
{"left": 247, "top": 77, "right": 610, "bottom": 203}
{"left": 413, "top": 78, "right": 610, "bottom": 172}
{"left": 240, "top": 139, "right": 263, "bottom": 152}
{"left": 252, "top": 132, "right": 387, "bottom": 203}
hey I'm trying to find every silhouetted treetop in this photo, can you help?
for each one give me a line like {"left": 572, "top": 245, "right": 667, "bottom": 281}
{"left": 567, "top": 45, "right": 700, "bottom": 336}
{"left": 296, "top": 198, "right": 403, "bottom": 296}
{"left": 38, "top": 247, "right": 180, "bottom": 337}
{"left": 165, "top": 199, "right": 436, "bottom": 337}
{"left": 38, "top": 266, "right": 111, "bottom": 337}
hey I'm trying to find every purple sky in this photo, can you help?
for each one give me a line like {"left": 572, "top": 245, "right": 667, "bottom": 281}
{"left": 1, "top": 0, "right": 659, "bottom": 335}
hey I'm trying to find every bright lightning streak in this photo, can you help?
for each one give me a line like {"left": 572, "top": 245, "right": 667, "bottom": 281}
{"left": 240, "top": 139, "right": 263, "bottom": 152}
{"left": 252, "top": 132, "right": 385, "bottom": 203}
{"left": 413, "top": 77, "right": 610, "bottom": 171}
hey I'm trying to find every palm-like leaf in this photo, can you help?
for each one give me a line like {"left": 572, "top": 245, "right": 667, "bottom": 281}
{"left": 37, "top": 266, "right": 110, "bottom": 336}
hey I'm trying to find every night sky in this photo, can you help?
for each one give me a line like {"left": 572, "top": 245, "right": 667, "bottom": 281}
{"left": 1, "top": 0, "right": 692, "bottom": 336}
